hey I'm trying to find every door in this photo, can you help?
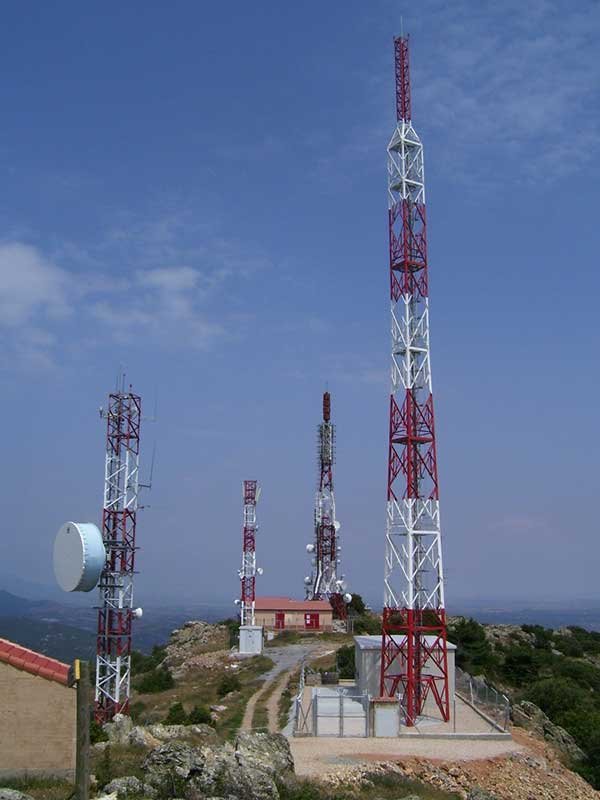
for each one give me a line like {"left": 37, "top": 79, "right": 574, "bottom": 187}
{"left": 305, "top": 612, "right": 320, "bottom": 630}
{"left": 275, "top": 611, "right": 285, "bottom": 629}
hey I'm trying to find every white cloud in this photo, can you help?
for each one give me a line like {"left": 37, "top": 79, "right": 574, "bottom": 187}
{"left": 0, "top": 242, "right": 69, "bottom": 325}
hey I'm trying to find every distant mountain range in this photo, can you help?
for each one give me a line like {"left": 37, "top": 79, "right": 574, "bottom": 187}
{"left": 0, "top": 587, "right": 233, "bottom": 662}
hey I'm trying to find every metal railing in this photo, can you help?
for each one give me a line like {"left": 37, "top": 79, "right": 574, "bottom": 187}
{"left": 455, "top": 666, "right": 510, "bottom": 731}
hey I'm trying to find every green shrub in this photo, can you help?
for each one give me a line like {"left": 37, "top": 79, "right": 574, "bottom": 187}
{"left": 217, "top": 673, "right": 242, "bottom": 696}
{"left": 188, "top": 704, "right": 212, "bottom": 725}
{"left": 90, "top": 718, "right": 108, "bottom": 744}
{"left": 448, "top": 617, "right": 498, "bottom": 674}
{"left": 521, "top": 624, "right": 553, "bottom": 650}
{"left": 136, "top": 667, "right": 175, "bottom": 694}
{"left": 525, "top": 677, "right": 589, "bottom": 719}
{"left": 336, "top": 644, "right": 355, "bottom": 679}
{"left": 165, "top": 702, "right": 187, "bottom": 725}
{"left": 131, "top": 645, "right": 167, "bottom": 675}
{"left": 352, "top": 613, "right": 381, "bottom": 635}
{"left": 500, "top": 647, "right": 539, "bottom": 686}
{"left": 553, "top": 634, "right": 585, "bottom": 658}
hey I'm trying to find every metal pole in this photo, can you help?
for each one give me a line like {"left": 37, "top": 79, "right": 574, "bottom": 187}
{"left": 75, "top": 660, "right": 90, "bottom": 800}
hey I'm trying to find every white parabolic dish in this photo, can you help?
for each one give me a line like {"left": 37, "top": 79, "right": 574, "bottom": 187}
{"left": 53, "top": 521, "right": 106, "bottom": 593}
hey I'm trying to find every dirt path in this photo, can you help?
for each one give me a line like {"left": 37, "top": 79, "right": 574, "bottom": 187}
{"left": 267, "top": 669, "right": 291, "bottom": 732}
{"left": 240, "top": 642, "right": 329, "bottom": 732}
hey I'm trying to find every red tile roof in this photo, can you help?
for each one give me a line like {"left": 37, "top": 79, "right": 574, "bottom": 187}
{"left": 254, "top": 596, "right": 332, "bottom": 612}
{"left": 0, "top": 638, "right": 70, "bottom": 685}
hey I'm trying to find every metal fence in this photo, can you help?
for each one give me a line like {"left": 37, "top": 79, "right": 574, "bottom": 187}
{"left": 293, "top": 661, "right": 369, "bottom": 736}
{"left": 455, "top": 666, "right": 510, "bottom": 731}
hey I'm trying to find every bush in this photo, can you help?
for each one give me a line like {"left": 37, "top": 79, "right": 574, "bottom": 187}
{"left": 448, "top": 618, "right": 498, "bottom": 674}
{"left": 525, "top": 677, "right": 589, "bottom": 719}
{"left": 336, "top": 644, "right": 355, "bottom": 679}
{"left": 165, "top": 702, "right": 187, "bottom": 725}
{"left": 553, "top": 634, "right": 585, "bottom": 659}
{"left": 352, "top": 614, "right": 381, "bottom": 635}
{"left": 188, "top": 704, "right": 212, "bottom": 725}
{"left": 131, "top": 645, "right": 167, "bottom": 675}
{"left": 90, "top": 718, "right": 108, "bottom": 744}
{"left": 136, "top": 667, "right": 175, "bottom": 694}
{"left": 217, "top": 673, "right": 242, "bottom": 697}
{"left": 500, "top": 647, "right": 539, "bottom": 686}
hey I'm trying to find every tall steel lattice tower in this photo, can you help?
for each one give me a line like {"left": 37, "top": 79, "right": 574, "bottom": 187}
{"left": 96, "top": 387, "right": 142, "bottom": 723}
{"left": 379, "top": 35, "right": 450, "bottom": 726}
{"left": 239, "top": 480, "right": 259, "bottom": 627}
{"left": 305, "top": 392, "right": 348, "bottom": 618}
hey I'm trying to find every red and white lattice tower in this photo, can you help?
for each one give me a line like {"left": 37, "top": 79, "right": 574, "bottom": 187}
{"left": 379, "top": 35, "right": 450, "bottom": 726}
{"left": 305, "top": 392, "right": 348, "bottom": 618}
{"left": 95, "top": 387, "right": 142, "bottom": 723}
{"left": 239, "top": 480, "right": 259, "bottom": 627}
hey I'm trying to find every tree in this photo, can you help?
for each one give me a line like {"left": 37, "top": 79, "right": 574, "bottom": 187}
{"left": 336, "top": 645, "right": 355, "bottom": 679}
{"left": 347, "top": 594, "right": 366, "bottom": 616}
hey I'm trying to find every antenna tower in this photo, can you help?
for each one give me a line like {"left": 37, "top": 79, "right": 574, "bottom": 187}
{"left": 95, "top": 387, "right": 142, "bottom": 723}
{"left": 380, "top": 35, "right": 450, "bottom": 725}
{"left": 306, "top": 392, "right": 347, "bottom": 618}
{"left": 239, "top": 480, "right": 259, "bottom": 626}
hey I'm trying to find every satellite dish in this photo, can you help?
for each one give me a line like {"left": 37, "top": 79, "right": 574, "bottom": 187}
{"left": 306, "top": 544, "right": 315, "bottom": 553}
{"left": 53, "top": 522, "right": 105, "bottom": 593}
{"left": 344, "top": 593, "right": 352, "bottom": 604}
{"left": 304, "top": 576, "right": 311, "bottom": 585}
{"left": 334, "top": 521, "right": 341, "bottom": 531}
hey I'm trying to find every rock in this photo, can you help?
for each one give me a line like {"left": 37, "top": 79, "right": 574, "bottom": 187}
{"left": 143, "top": 737, "right": 281, "bottom": 800}
{"left": 93, "top": 741, "right": 109, "bottom": 752}
{"left": 103, "top": 776, "right": 157, "bottom": 798}
{"left": 210, "top": 704, "right": 228, "bottom": 712}
{"left": 94, "top": 794, "right": 118, "bottom": 800}
{"left": 102, "top": 713, "right": 133, "bottom": 745}
{"left": 129, "top": 725, "right": 161, "bottom": 749}
{"left": 235, "top": 731, "right": 294, "bottom": 776}
{"left": 468, "top": 790, "right": 499, "bottom": 800}
{"left": 513, "top": 701, "right": 585, "bottom": 761}
{"left": 165, "top": 621, "right": 229, "bottom": 670}
{"left": 0, "top": 790, "right": 35, "bottom": 800}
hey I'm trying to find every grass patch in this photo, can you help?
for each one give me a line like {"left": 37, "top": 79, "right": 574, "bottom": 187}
{"left": 278, "top": 672, "right": 296, "bottom": 730}
{"left": 0, "top": 777, "right": 73, "bottom": 800}
{"left": 277, "top": 772, "right": 459, "bottom": 800}
{"left": 91, "top": 743, "right": 149, "bottom": 787}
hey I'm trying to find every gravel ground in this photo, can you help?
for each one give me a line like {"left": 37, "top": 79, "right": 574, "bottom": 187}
{"left": 290, "top": 736, "right": 524, "bottom": 776}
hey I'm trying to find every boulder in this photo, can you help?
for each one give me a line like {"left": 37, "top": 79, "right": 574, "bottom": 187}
{"left": 142, "top": 737, "right": 281, "bottom": 800}
{"left": 234, "top": 731, "right": 294, "bottom": 776}
{"left": 129, "top": 725, "right": 161, "bottom": 749}
{"left": 468, "top": 790, "right": 499, "bottom": 800}
{"left": 102, "top": 713, "right": 133, "bottom": 745}
{"left": 0, "top": 790, "right": 35, "bottom": 800}
{"left": 513, "top": 701, "right": 585, "bottom": 761}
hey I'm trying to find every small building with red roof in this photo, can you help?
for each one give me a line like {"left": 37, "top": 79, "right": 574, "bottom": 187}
{"left": 0, "top": 637, "right": 76, "bottom": 778}
{"left": 254, "top": 596, "right": 333, "bottom": 632}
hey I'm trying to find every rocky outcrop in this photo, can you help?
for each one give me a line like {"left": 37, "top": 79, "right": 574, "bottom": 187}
{"left": 483, "top": 624, "right": 535, "bottom": 650}
{"left": 141, "top": 733, "right": 293, "bottom": 800}
{"left": 165, "top": 621, "right": 229, "bottom": 669}
{"left": 0, "top": 791, "right": 35, "bottom": 800}
{"left": 104, "top": 717, "right": 217, "bottom": 749}
{"left": 103, "top": 776, "right": 157, "bottom": 798}
{"left": 513, "top": 701, "right": 585, "bottom": 762}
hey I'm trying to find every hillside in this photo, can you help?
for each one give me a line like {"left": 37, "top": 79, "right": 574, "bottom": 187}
{"left": 448, "top": 616, "right": 600, "bottom": 789}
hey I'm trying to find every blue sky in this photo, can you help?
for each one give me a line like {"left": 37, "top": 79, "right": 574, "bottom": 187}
{"left": 0, "top": 0, "right": 599, "bottom": 609}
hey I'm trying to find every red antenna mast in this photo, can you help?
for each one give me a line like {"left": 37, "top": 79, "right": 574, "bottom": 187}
{"left": 379, "top": 35, "right": 450, "bottom": 726}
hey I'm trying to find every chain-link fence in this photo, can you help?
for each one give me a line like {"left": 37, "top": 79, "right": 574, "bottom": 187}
{"left": 455, "top": 666, "right": 510, "bottom": 731}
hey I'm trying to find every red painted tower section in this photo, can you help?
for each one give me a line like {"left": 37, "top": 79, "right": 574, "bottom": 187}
{"left": 96, "top": 389, "right": 141, "bottom": 723}
{"left": 379, "top": 36, "right": 450, "bottom": 726}
{"left": 240, "top": 479, "right": 258, "bottom": 626}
